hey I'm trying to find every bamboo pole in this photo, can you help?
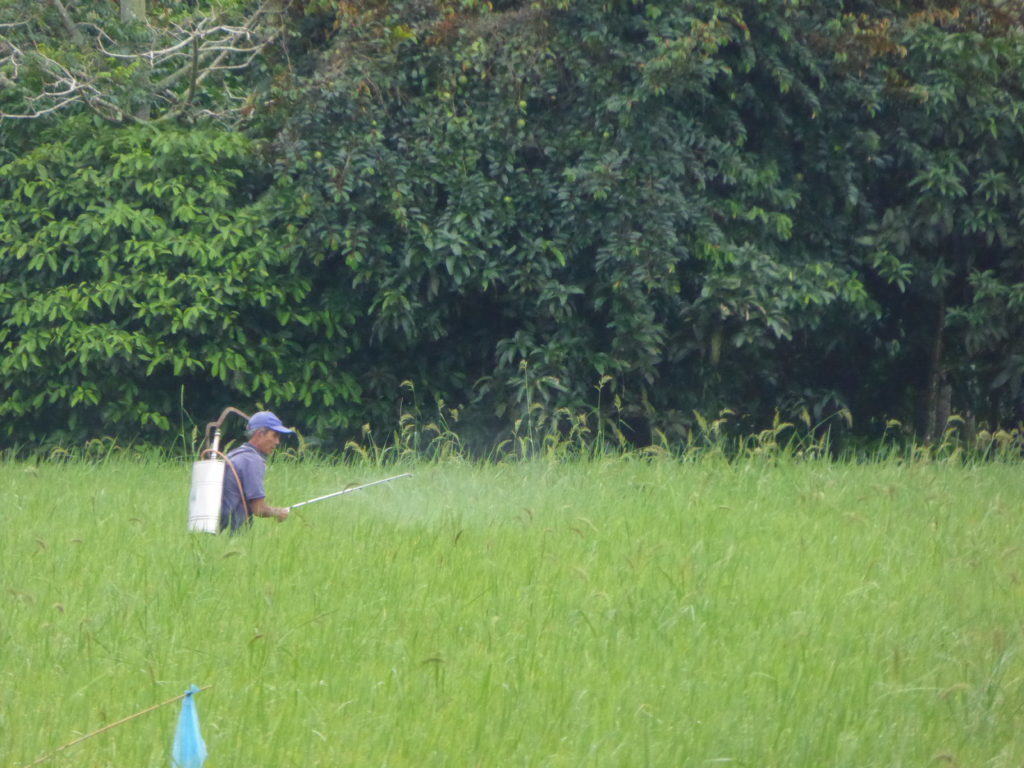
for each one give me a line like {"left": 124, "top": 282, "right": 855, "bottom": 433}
{"left": 22, "top": 685, "right": 212, "bottom": 767}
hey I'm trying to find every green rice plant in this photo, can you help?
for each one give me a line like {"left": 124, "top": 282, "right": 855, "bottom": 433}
{"left": 3, "top": 454, "right": 1023, "bottom": 767}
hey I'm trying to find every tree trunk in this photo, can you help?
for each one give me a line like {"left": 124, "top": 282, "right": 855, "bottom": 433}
{"left": 121, "top": 0, "right": 146, "bottom": 23}
{"left": 49, "top": 0, "right": 85, "bottom": 46}
{"left": 921, "top": 299, "right": 947, "bottom": 444}
{"left": 120, "top": 0, "right": 149, "bottom": 117}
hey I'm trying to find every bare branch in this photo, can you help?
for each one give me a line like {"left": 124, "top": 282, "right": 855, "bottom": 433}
{"left": 200, "top": 42, "right": 266, "bottom": 54}
{"left": 96, "top": 29, "right": 211, "bottom": 60}
{"left": 1, "top": 95, "right": 80, "bottom": 119}
{"left": 0, "top": 0, "right": 292, "bottom": 123}
{"left": 0, "top": 42, "right": 104, "bottom": 121}
{"left": 153, "top": 1, "right": 277, "bottom": 91}
{"left": 204, "top": 43, "right": 276, "bottom": 74}
{"left": 155, "top": 49, "right": 223, "bottom": 91}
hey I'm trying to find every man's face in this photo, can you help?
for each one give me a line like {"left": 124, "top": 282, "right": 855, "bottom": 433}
{"left": 251, "top": 428, "right": 281, "bottom": 455}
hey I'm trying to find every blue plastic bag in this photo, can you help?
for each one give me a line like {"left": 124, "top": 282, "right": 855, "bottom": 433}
{"left": 171, "top": 685, "right": 207, "bottom": 768}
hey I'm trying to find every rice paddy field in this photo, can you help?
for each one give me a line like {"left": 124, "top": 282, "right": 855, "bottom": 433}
{"left": 2, "top": 454, "right": 1024, "bottom": 767}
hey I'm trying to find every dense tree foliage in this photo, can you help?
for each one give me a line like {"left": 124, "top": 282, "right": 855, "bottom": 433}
{"left": 1, "top": 0, "right": 1022, "bottom": 449}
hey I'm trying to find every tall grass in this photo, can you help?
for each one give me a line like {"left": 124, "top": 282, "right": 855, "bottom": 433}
{"left": 2, "top": 453, "right": 1023, "bottom": 766}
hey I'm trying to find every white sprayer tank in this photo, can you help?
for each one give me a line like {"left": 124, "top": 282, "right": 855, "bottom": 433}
{"left": 188, "top": 458, "right": 225, "bottom": 533}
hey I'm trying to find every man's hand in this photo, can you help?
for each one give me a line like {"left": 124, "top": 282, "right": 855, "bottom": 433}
{"left": 249, "top": 498, "right": 290, "bottom": 522}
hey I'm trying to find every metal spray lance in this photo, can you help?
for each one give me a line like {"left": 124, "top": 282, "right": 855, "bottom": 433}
{"left": 288, "top": 473, "right": 413, "bottom": 511}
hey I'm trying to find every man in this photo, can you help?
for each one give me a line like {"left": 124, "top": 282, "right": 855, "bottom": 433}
{"left": 219, "top": 410, "right": 293, "bottom": 533}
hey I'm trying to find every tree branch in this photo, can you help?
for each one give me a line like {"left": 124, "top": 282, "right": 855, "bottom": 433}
{"left": 153, "top": 2, "right": 274, "bottom": 91}
{"left": 0, "top": 0, "right": 291, "bottom": 124}
{"left": 47, "top": 0, "right": 85, "bottom": 47}
{"left": 1, "top": 95, "right": 80, "bottom": 119}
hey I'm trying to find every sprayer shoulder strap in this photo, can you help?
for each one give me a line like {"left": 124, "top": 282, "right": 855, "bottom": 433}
{"left": 224, "top": 444, "right": 267, "bottom": 517}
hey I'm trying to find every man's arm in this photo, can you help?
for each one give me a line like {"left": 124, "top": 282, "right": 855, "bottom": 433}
{"left": 248, "top": 497, "right": 290, "bottom": 522}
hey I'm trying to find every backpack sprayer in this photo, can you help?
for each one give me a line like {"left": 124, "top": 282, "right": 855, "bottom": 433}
{"left": 187, "top": 406, "right": 250, "bottom": 533}
{"left": 187, "top": 406, "right": 413, "bottom": 534}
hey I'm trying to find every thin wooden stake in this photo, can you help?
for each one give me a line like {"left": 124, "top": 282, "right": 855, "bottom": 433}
{"left": 22, "top": 685, "right": 212, "bottom": 767}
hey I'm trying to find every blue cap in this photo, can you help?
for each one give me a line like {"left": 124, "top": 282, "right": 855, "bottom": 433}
{"left": 248, "top": 411, "right": 294, "bottom": 434}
